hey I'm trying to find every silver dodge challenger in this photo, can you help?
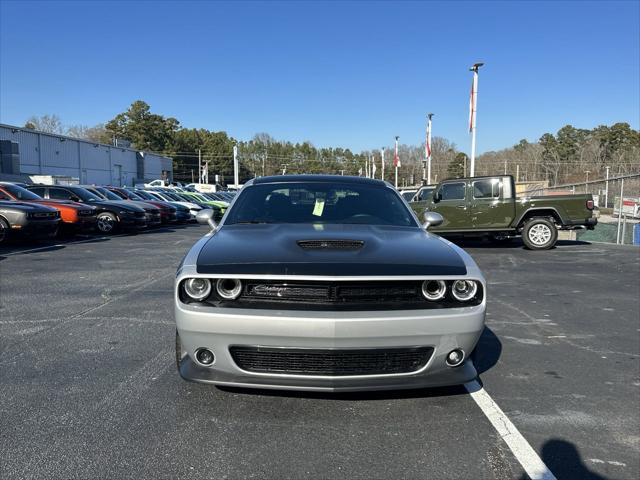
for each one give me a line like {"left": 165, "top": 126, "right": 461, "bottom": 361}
{"left": 175, "top": 175, "right": 486, "bottom": 392}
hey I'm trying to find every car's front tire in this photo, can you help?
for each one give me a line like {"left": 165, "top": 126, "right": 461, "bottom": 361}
{"left": 96, "top": 212, "right": 118, "bottom": 234}
{"left": 522, "top": 217, "right": 557, "bottom": 250}
{"left": 0, "top": 218, "right": 9, "bottom": 244}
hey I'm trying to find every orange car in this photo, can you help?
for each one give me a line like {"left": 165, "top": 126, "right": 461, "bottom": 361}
{"left": 0, "top": 182, "right": 97, "bottom": 234}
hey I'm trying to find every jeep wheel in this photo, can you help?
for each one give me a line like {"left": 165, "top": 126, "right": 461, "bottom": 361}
{"left": 96, "top": 212, "right": 117, "bottom": 234}
{"left": 522, "top": 217, "right": 557, "bottom": 250}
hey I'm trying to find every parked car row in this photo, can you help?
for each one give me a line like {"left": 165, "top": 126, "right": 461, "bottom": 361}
{"left": 0, "top": 181, "right": 236, "bottom": 244}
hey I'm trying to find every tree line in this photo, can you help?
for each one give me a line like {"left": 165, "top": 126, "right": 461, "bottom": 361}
{"left": 25, "top": 101, "right": 639, "bottom": 186}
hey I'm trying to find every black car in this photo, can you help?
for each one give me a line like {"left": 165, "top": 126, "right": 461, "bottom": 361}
{"left": 106, "top": 187, "right": 177, "bottom": 224}
{"left": 0, "top": 200, "right": 60, "bottom": 244}
{"left": 81, "top": 186, "right": 162, "bottom": 228}
{"left": 26, "top": 185, "right": 147, "bottom": 234}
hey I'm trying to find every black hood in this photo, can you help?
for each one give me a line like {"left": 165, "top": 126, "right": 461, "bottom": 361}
{"left": 196, "top": 224, "right": 466, "bottom": 276}
{"left": 0, "top": 201, "right": 58, "bottom": 213}
{"left": 93, "top": 200, "right": 145, "bottom": 212}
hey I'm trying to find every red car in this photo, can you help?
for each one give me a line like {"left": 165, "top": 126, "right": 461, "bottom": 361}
{"left": 0, "top": 182, "right": 97, "bottom": 234}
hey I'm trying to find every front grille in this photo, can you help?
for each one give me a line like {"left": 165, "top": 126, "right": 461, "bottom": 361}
{"left": 243, "top": 281, "right": 422, "bottom": 304}
{"left": 135, "top": 211, "right": 146, "bottom": 218}
{"left": 30, "top": 212, "right": 57, "bottom": 219}
{"left": 229, "top": 346, "right": 433, "bottom": 376}
{"left": 297, "top": 239, "right": 364, "bottom": 250}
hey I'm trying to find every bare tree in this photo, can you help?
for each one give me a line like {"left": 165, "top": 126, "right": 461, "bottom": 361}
{"left": 24, "top": 114, "right": 64, "bottom": 134}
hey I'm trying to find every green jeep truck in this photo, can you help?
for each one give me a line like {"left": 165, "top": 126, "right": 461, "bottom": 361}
{"left": 410, "top": 175, "right": 597, "bottom": 250}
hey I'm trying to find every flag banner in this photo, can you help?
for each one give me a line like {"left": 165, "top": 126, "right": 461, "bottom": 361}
{"left": 469, "top": 77, "right": 476, "bottom": 132}
{"left": 426, "top": 121, "right": 432, "bottom": 158}
{"left": 394, "top": 142, "right": 401, "bottom": 168}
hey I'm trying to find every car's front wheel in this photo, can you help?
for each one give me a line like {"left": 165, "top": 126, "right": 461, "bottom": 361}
{"left": 522, "top": 217, "right": 557, "bottom": 250}
{"left": 96, "top": 212, "right": 117, "bottom": 234}
{"left": 0, "top": 218, "right": 9, "bottom": 244}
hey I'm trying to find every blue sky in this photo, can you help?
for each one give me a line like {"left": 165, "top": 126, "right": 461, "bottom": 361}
{"left": 1, "top": 0, "right": 638, "bottom": 154}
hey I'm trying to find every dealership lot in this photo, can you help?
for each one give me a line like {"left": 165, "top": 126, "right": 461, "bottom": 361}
{"left": 0, "top": 227, "right": 638, "bottom": 479}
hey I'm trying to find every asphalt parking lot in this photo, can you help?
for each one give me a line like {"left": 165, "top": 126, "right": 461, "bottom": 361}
{"left": 1, "top": 226, "right": 638, "bottom": 480}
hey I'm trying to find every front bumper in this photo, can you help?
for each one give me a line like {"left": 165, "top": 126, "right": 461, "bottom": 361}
{"left": 175, "top": 303, "right": 485, "bottom": 392}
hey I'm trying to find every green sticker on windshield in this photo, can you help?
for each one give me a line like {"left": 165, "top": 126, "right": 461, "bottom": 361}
{"left": 312, "top": 198, "right": 325, "bottom": 216}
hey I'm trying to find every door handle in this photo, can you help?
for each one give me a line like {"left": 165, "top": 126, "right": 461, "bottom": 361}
{"left": 456, "top": 205, "right": 466, "bottom": 209}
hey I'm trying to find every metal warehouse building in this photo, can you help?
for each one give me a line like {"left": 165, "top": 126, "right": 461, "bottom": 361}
{"left": 0, "top": 123, "right": 173, "bottom": 186}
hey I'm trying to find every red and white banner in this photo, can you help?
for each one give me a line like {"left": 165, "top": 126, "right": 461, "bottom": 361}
{"left": 426, "top": 119, "right": 432, "bottom": 158}
{"left": 393, "top": 141, "right": 401, "bottom": 168}
{"left": 468, "top": 76, "right": 477, "bottom": 132}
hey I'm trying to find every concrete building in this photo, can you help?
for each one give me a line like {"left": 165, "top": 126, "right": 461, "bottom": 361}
{"left": 0, "top": 123, "right": 173, "bottom": 186}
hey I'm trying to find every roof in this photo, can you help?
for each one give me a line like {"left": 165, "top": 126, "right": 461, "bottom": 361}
{"left": 252, "top": 174, "right": 387, "bottom": 186}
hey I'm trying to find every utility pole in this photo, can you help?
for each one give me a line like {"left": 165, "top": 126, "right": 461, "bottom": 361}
{"left": 469, "top": 62, "right": 484, "bottom": 177}
{"left": 585, "top": 170, "right": 590, "bottom": 193}
{"left": 426, "top": 113, "right": 433, "bottom": 184}
{"left": 605, "top": 166, "right": 610, "bottom": 207}
{"left": 381, "top": 148, "right": 385, "bottom": 181}
{"left": 233, "top": 145, "right": 239, "bottom": 187}
{"left": 394, "top": 136, "right": 400, "bottom": 189}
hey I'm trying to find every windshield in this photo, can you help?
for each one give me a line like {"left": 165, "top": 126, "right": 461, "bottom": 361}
{"left": 2, "top": 183, "right": 43, "bottom": 200}
{"left": 91, "top": 186, "right": 121, "bottom": 201}
{"left": 134, "top": 190, "right": 155, "bottom": 200}
{"left": 71, "top": 187, "right": 102, "bottom": 202}
{"left": 224, "top": 182, "right": 417, "bottom": 227}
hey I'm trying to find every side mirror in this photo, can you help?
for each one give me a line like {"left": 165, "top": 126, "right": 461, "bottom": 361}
{"left": 422, "top": 211, "right": 443, "bottom": 230}
{"left": 196, "top": 208, "right": 218, "bottom": 231}
{"left": 70, "top": 195, "right": 81, "bottom": 202}
{"left": 433, "top": 191, "right": 442, "bottom": 203}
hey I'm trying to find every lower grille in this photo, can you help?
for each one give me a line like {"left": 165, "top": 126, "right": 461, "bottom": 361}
{"left": 229, "top": 346, "right": 433, "bottom": 376}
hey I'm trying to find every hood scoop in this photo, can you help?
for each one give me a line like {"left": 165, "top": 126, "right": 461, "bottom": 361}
{"left": 297, "top": 239, "right": 365, "bottom": 250}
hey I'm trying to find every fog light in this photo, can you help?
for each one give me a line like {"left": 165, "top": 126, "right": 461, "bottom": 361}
{"left": 184, "top": 278, "right": 211, "bottom": 301}
{"left": 446, "top": 349, "right": 465, "bottom": 367}
{"left": 195, "top": 348, "right": 215, "bottom": 365}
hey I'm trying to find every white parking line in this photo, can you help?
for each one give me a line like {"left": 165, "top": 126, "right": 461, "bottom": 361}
{"left": 465, "top": 380, "right": 557, "bottom": 480}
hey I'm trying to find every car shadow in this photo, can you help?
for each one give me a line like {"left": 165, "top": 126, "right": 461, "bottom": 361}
{"left": 473, "top": 326, "right": 502, "bottom": 376}
{"left": 519, "top": 439, "right": 613, "bottom": 480}
{"left": 446, "top": 237, "right": 593, "bottom": 250}
{"left": 216, "top": 383, "right": 469, "bottom": 401}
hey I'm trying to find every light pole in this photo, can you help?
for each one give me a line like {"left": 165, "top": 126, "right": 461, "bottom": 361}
{"left": 469, "top": 62, "right": 484, "bottom": 177}
{"left": 381, "top": 147, "right": 385, "bottom": 181}
{"left": 426, "top": 113, "right": 433, "bottom": 184}
{"left": 394, "top": 136, "right": 400, "bottom": 189}
{"left": 233, "top": 144, "right": 239, "bottom": 187}
{"left": 605, "top": 166, "right": 610, "bottom": 208}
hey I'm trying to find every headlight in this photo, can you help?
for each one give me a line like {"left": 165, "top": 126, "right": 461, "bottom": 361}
{"left": 451, "top": 280, "right": 478, "bottom": 301}
{"left": 184, "top": 278, "right": 212, "bottom": 301}
{"left": 421, "top": 280, "right": 446, "bottom": 301}
{"left": 215, "top": 278, "right": 242, "bottom": 300}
